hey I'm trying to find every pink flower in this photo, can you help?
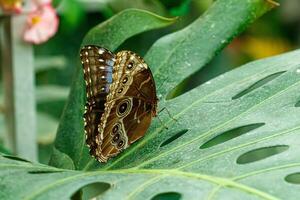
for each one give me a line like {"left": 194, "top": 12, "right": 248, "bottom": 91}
{"left": 23, "top": 2, "right": 59, "bottom": 44}
{"left": 0, "top": 0, "right": 23, "bottom": 13}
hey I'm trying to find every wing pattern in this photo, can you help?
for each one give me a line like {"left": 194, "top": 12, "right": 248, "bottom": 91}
{"left": 80, "top": 46, "right": 157, "bottom": 162}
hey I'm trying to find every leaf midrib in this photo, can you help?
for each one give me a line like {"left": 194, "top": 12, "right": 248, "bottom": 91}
{"left": 22, "top": 168, "right": 279, "bottom": 200}
{"left": 125, "top": 175, "right": 166, "bottom": 200}
{"left": 3, "top": 159, "right": 297, "bottom": 200}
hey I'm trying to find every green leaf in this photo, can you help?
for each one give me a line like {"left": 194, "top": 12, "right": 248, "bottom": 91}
{"left": 82, "top": 9, "right": 176, "bottom": 48}
{"left": 145, "top": 0, "right": 274, "bottom": 98}
{"left": 52, "top": 0, "right": 273, "bottom": 171}
{"left": 1, "top": 49, "right": 300, "bottom": 199}
{"left": 4, "top": 0, "right": 298, "bottom": 199}
{"left": 50, "top": 9, "right": 176, "bottom": 170}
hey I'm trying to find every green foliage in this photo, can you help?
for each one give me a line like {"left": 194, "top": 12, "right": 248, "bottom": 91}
{"left": 169, "top": 0, "right": 192, "bottom": 16}
{"left": 34, "top": 56, "right": 67, "bottom": 73}
{"left": 3, "top": 0, "right": 300, "bottom": 200}
{"left": 107, "top": 0, "right": 167, "bottom": 16}
{"left": 49, "top": 8, "right": 177, "bottom": 170}
{"left": 0, "top": 144, "right": 10, "bottom": 154}
{"left": 36, "top": 112, "right": 59, "bottom": 145}
{"left": 57, "top": 0, "right": 86, "bottom": 32}
{"left": 36, "top": 85, "right": 69, "bottom": 103}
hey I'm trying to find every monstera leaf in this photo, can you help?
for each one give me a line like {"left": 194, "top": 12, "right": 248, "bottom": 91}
{"left": 3, "top": 0, "right": 300, "bottom": 200}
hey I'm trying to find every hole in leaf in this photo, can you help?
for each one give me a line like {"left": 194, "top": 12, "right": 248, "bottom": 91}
{"left": 70, "top": 182, "right": 110, "bottom": 200}
{"left": 160, "top": 129, "right": 188, "bottom": 147}
{"left": 237, "top": 145, "right": 289, "bottom": 164}
{"left": 232, "top": 71, "right": 286, "bottom": 99}
{"left": 2, "top": 155, "right": 31, "bottom": 163}
{"left": 200, "top": 123, "right": 265, "bottom": 149}
{"left": 285, "top": 173, "right": 300, "bottom": 184}
{"left": 28, "top": 170, "right": 62, "bottom": 174}
{"left": 151, "top": 192, "right": 182, "bottom": 200}
{"left": 166, "top": 52, "right": 231, "bottom": 100}
{"left": 295, "top": 100, "right": 300, "bottom": 107}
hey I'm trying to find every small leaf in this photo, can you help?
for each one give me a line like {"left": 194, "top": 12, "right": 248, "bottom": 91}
{"left": 49, "top": 148, "right": 75, "bottom": 170}
{"left": 82, "top": 9, "right": 177, "bottom": 49}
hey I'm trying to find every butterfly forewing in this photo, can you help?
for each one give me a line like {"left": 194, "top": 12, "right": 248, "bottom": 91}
{"left": 97, "top": 51, "right": 157, "bottom": 162}
{"left": 80, "top": 45, "right": 115, "bottom": 155}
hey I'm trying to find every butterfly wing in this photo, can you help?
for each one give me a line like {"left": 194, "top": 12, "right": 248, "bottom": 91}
{"left": 80, "top": 45, "right": 115, "bottom": 156}
{"left": 96, "top": 51, "right": 157, "bottom": 162}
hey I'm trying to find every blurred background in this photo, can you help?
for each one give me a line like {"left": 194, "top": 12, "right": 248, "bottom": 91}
{"left": 0, "top": 0, "right": 299, "bottom": 164}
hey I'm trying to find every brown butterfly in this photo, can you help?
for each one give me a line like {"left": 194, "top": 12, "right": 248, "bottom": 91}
{"left": 80, "top": 45, "right": 157, "bottom": 163}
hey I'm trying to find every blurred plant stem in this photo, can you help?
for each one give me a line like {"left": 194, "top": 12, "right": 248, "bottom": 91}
{"left": 0, "top": 12, "right": 37, "bottom": 161}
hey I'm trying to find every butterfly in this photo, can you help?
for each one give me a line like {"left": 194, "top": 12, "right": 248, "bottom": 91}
{"left": 80, "top": 45, "right": 157, "bottom": 163}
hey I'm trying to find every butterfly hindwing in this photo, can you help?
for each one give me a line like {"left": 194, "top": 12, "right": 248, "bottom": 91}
{"left": 96, "top": 51, "right": 157, "bottom": 162}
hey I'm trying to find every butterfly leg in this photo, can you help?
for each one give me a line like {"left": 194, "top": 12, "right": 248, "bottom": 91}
{"left": 156, "top": 115, "right": 168, "bottom": 130}
{"left": 158, "top": 107, "right": 177, "bottom": 122}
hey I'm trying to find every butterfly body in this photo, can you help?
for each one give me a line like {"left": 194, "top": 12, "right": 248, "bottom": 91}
{"left": 80, "top": 45, "right": 157, "bottom": 162}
